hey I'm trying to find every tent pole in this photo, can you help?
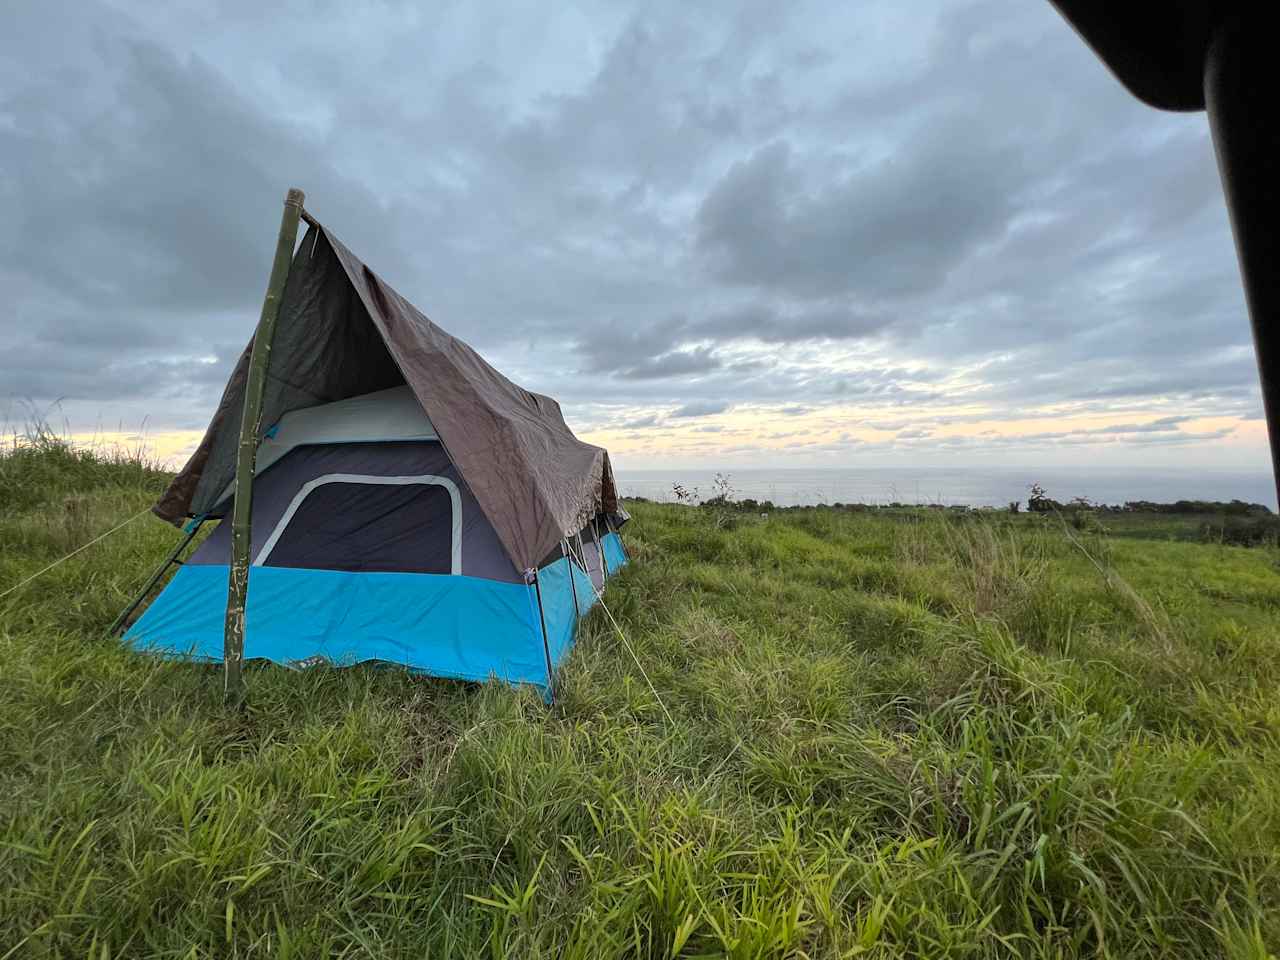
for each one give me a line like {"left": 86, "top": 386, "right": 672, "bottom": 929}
{"left": 575, "top": 531, "right": 593, "bottom": 606}
{"left": 596, "top": 517, "right": 610, "bottom": 580}
{"left": 109, "top": 517, "right": 205, "bottom": 637}
{"left": 563, "top": 538, "right": 581, "bottom": 617}
{"left": 532, "top": 570, "right": 556, "bottom": 702}
{"left": 223, "top": 187, "right": 306, "bottom": 706}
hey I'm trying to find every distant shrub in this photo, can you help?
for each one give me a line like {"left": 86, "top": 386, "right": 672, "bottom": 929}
{"left": 1027, "top": 483, "right": 1063, "bottom": 514}
{"left": 1199, "top": 515, "right": 1280, "bottom": 547}
{"left": 671, "top": 482, "right": 699, "bottom": 505}
{"left": 699, "top": 472, "right": 739, "bottom": 529}
{"left": 1126, "top": 498, "right": 1271, "bottom": 516}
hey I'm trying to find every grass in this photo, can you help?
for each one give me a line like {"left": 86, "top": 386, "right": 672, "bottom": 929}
{"left": 1, "top": 437, "right": 1279, "bottom": 957}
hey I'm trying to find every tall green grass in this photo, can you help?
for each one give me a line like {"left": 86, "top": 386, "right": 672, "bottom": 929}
{"left": 0, "top": 422, "right": 169, "bottom": 515}
{"left": 1, "top": 438, "right": 1278, "bottom": 957}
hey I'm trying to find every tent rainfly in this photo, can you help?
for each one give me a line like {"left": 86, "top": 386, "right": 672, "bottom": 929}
{"left": 120, "top": 193, "right": 627, "bottom": 697}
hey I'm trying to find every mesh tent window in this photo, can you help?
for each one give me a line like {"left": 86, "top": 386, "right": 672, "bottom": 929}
{"left": 253, "top": 473, "right": 463, "bottom": 574}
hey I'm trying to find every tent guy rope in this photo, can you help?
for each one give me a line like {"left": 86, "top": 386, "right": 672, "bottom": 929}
{"left": 569, "top": 535, "right": 673, "bottom": 727}
{"left": 593, "top": 587, "right": 674, "bottom": 727}
{"left": 0, "top": 507, "right": 150, "bottom": 602}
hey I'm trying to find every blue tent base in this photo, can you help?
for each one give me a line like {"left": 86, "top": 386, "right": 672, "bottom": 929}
{"left": 124, "top": 535, "right": 629, "bottom": 695}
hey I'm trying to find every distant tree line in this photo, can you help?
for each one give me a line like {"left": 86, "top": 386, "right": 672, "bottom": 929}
{"left": 1026, "top": 482, "right": 1272, "bottom": 516}
{"left": 633, "top": 477, "right": 1280, "bottom": 548}
{"left": 640, "top": 479, "right": 1273, "bottom": 518}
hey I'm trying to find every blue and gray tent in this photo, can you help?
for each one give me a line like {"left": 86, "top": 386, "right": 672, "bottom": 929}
{"left": 124, "top": 220, "right": 627, "bottom": 695}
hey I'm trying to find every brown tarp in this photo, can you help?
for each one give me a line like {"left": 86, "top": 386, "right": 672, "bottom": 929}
{"left": 154, "top": 223, "right": 618, "bottom": 574}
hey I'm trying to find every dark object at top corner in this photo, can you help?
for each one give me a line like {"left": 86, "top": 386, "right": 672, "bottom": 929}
{"left": 1048, "top": 1, "right": 1237, "bottom": 112}
{"left": 1050, "top": 1, "right": 1280, "bottom": 510}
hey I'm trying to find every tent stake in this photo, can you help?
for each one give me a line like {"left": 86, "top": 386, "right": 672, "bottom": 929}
{"left": 532, "top": 570, "right": 556, "bottom": 703}
{"left": 109, "top": 518, "right": 205, "bottom": 637}
{"left": 223, "top": 187, "right": 306, "bottom": 706}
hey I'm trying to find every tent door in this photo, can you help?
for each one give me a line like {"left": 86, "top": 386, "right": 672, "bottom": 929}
{"left": 253, "top": 473, "right": 463, "bottom": 574}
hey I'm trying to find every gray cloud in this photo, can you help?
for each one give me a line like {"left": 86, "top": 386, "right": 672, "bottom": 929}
{"left": 616, "top": 347, "right": 722, "bottom": 381}
{"left": 906, "top": 424, "right": 1236, "bottom": 451}
{"left": 1094, "top": 415, "right": 1194, "bottom": 434}
{"left": 700, "top": 303, "right": 896, "bottom": 344}
{"left": 672, "top": 400, "right": 731, "bottom": 418}
{"left": 696, "top": 128, "right": 1020, "bottom": 300}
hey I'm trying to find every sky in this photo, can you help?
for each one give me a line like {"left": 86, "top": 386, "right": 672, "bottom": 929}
{"left": 1, "top": 0, "right": 1270, "bottom": 475}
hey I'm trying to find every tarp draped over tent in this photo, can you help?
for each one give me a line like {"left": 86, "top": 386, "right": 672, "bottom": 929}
{"left": 154, "top": 224, "right": 619, "bottom": 574}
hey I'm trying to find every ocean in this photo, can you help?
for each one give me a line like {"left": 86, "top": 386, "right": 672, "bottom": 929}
{"left": 615, "top": 466, "right": 1279, "bottom": 511}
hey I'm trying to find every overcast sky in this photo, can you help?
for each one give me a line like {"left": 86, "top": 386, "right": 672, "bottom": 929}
{"left": 1, "top": 0, "right": 1269, "bottom": 473}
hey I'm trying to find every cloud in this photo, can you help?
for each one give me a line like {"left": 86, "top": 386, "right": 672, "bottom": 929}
{"left": 699, "top": 303, "right": 895, "bottom": 344}
{"left": 1094, "top": 415, "right": 1194, "bottom": 434}
{"left": 616, "top": 347, "right": 722, "bottom": 380}
{"left": 865, "top": 419, "right": 912, "bottom": 432}
{"left": 696, "top": 128, "right": 1020, "bottom": 300}
{"left": 897, "top": 422, "right": 1236, "bottom": 452}
{"left": 672, "top": 400, "right": 731, "bottom": 418}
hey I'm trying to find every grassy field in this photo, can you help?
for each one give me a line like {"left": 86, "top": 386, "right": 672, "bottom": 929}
{"left": 2, "top": 438, "right": 1279, "bottom": 958}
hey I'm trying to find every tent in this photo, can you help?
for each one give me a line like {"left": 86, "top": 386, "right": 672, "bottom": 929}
{"left": 122, "top": 216, "right": 627, "bottom": 695}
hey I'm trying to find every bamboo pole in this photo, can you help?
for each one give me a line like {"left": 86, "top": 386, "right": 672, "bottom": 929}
{"left": 223, "top": 187, "right": 306, "bottom": 705}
